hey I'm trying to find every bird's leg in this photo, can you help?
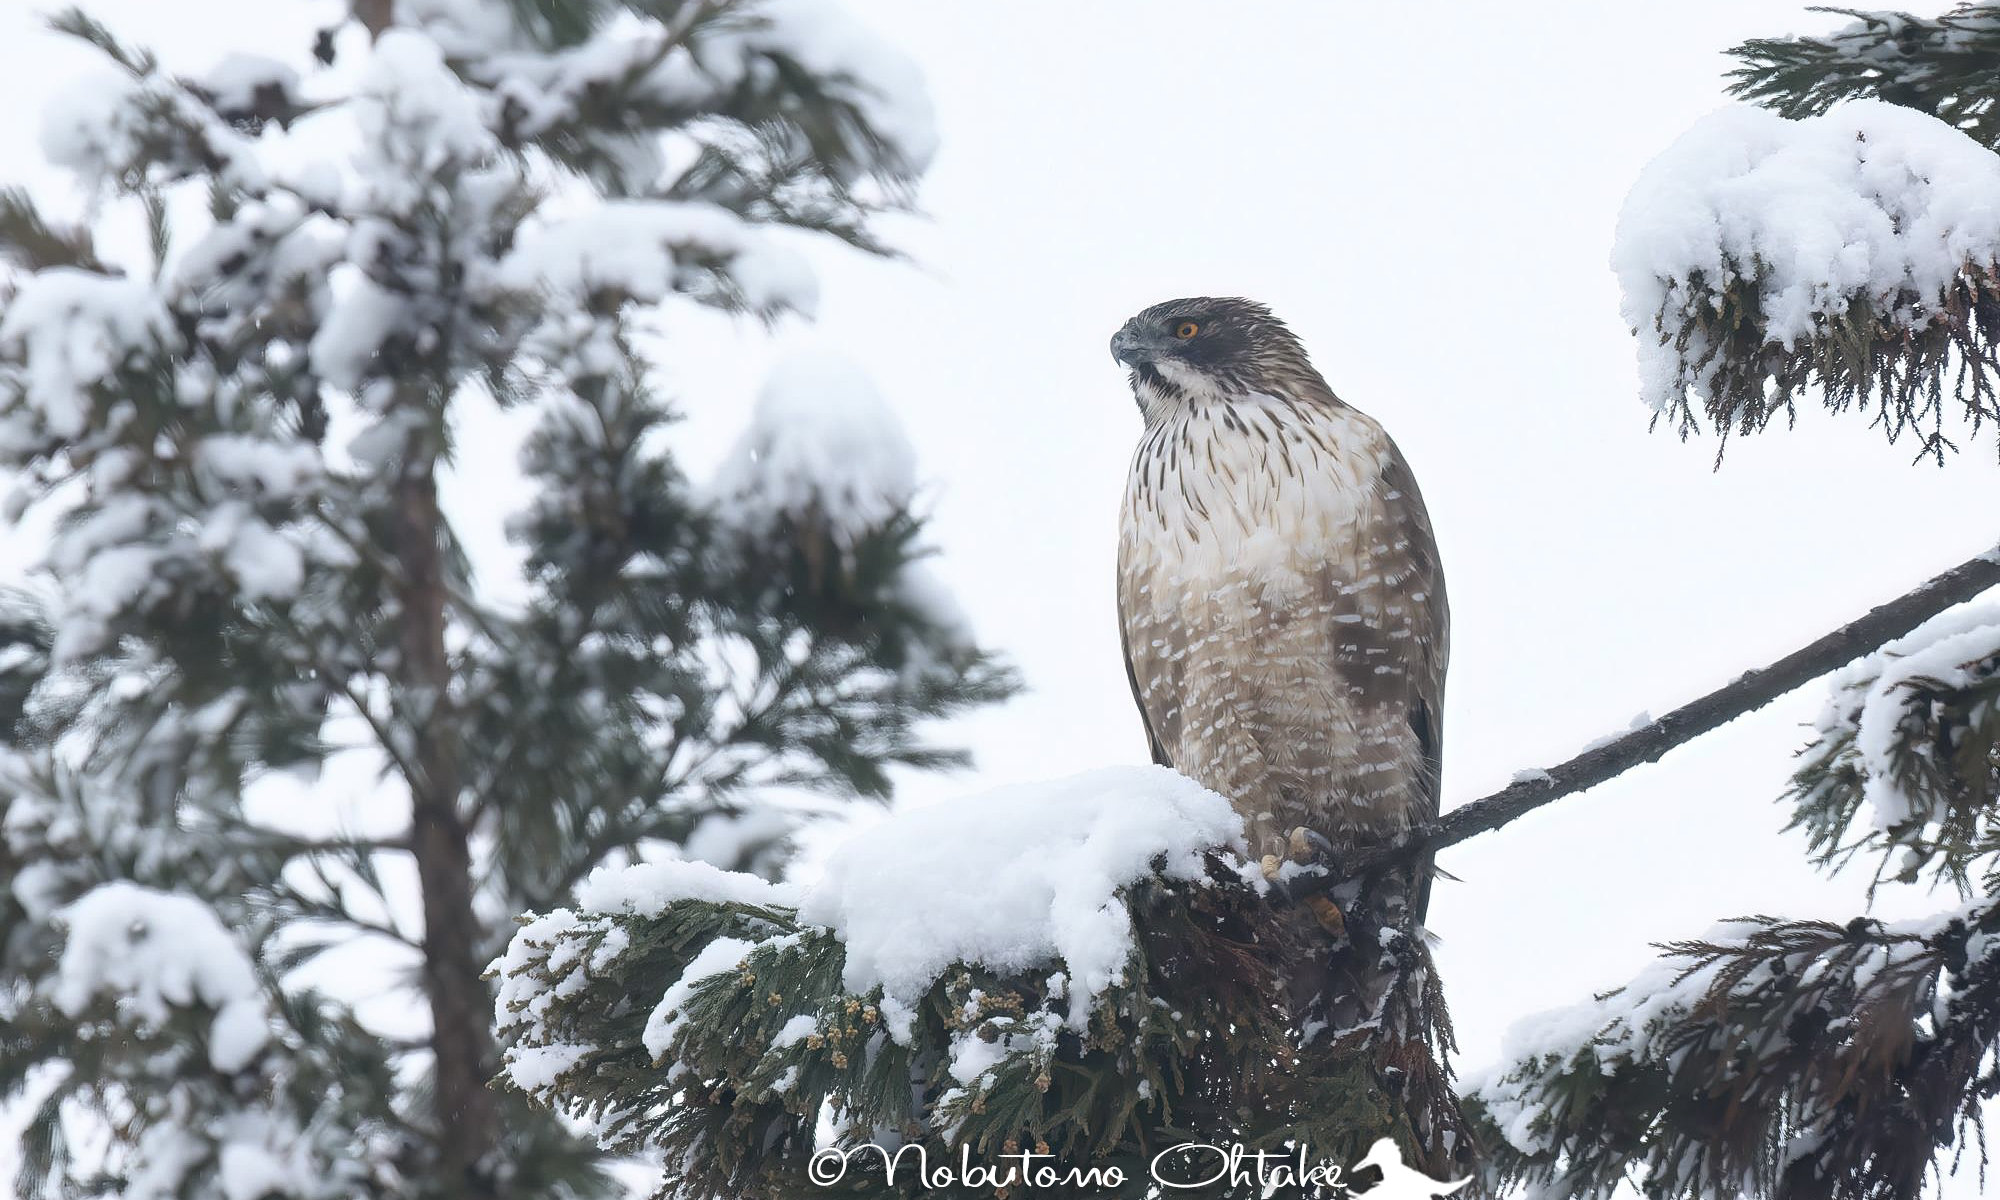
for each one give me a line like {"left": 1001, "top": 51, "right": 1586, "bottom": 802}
{"left": 1261, "top": 826, "right": 1345, "bottom": 937}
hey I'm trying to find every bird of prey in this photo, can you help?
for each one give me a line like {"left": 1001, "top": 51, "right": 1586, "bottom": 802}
{"left": 1110, "top": 296, "right": 1457, "bottom": 1153}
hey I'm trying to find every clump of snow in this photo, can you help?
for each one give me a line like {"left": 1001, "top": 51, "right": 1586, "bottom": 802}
{"left": 40, "top": 65, "right": 260, "bottom": 191}
{"left": 711, "top": 349, "right": 917, "bottom": 547}
{"left": 495, "top": 200, "right": 818, "bottom": 317}
{"left": 53, "top": 882, "right": 270, "bottom": 1072}
{"left": 40, "top": 69, "right": 151, "bottom": 181}
{"left": 200, "top": 501, "right": 307, "bottom": 601}
{"left": 772, "top": 1013, "right": 819, "bottom": 1048}
{"left": 0, "top": 269, "right": 176, "bottom": 439}
{"left": 199, "top": 53, "right": 301, "bottom": 119}
{"left": 216, "top": 1140, "right": 300, "bottom": 1200}
{"left": 169, "top": 196, "right": 344, "bottom": 330}
{"left": 948, "top": 1009, "right": 1062, "bottom": 1086}
{"left": 308, "top": 269, "right": 408, "bottom": 393}
{"left": 798, "top": 765, "right": 1243, "bottom": 1026}
{"left": 1580, "top": 711, "right": 1652, "bottom": 754}
{"left": 194, "top": 435, "right": 322, "bottom": 500}
{"left": 503, "top": 1042, "right": 591, "bottom": 1092}
{"left": 1612, "top": 100, "right": 2000, "bottom": 412}
{"left": 573, "top": 856, "right": 801, "bottom": 917}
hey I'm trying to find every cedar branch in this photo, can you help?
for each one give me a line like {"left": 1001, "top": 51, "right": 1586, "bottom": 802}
{"left": 1307, "top": 542, "right": 2000, "bottom": 891}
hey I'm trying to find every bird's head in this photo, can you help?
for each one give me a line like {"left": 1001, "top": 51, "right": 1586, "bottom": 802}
{"left": 1109, "top": 296, "right": 1317, "bottom": 412}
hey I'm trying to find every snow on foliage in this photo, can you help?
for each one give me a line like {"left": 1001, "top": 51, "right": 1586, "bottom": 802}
{"left": 354, "top": 30, "right": 498, "bottom": 199}
{"left": 0, "top": 268, "right": 176, "bottom": 440}
{"left": 1613, "top": 99, "right": 2000, "bottom": 414}
{"left": 407, "top": 0, "right": 937, "bottom": 176}
{"left": 575, "top": 855, "right": 799, "bottom": 916}
{"left": 711, "top": 349, "right": 915, "bottom": 546}
{"left": 196, "top": 53, "right": 302, "bottom": 120}
{"left": 39, "top": 68, "right": 155, "bottom": 180}
{"left": 53, "top": 882, "right": 271, "bottom": 1073}
{"left": 495, "top": 200, "right": 818, "bottom": 317}
{"left": 1795, "top": 600, "right": 2000, "bottom": 838}
{"left": 1468, "top": 898, "right": 1998, "bottom": 1199}
{"left": 1, "top": 2, "right": 1004, "bottom": 1194}
{"left": 737, "top": 0, "right": 940, "bottom": 172}
{"left": 642, "top": 934, "right": 760, "bottom": 1058}
{"left": 798, "top": 765, "right": 1244, "bottom": 1019}
{"left": 494, "top": 764, "right": 1245, "bottom": 1099}
{"left": 1467, "top": 922, "right": 1757, "bottom": 1157}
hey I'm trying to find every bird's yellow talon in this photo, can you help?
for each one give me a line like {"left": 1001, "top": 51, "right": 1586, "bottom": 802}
{"left": 1287, "top": 826, "right": 1316, "bottom": 865}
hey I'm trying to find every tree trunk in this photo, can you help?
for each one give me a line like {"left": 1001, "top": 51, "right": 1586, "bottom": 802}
{"left": 395, "top": 442, "right": 499, "bottom": 1200}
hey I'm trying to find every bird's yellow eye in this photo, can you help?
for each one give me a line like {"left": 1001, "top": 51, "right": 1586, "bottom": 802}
{"left": 1174, "top": 321, "right": 1200, "bottom": 339}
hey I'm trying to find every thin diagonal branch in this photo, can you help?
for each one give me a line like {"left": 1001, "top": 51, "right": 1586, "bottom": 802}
{"left": 1309, "top": 542, "right": 2000, "bottom": 891}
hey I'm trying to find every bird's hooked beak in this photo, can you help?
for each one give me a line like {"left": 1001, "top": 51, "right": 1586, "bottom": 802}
{"left": 1109, "top": 323, "right": 1162, "bottom": 369}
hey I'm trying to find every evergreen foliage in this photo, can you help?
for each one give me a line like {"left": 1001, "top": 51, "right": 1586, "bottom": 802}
{"left": 1616, "top": 4, "right": 2000, "bottom": 461}
{"left": 492, "top": 836, "right": 1464, "bottom": 1199}
{"left": 0, "top": 3, "right": 1012, "bottom": 1198}
{"left": 1470, "top": 606, "right": 2000, "bottom": 1200}
{"left": 1466, "top": 10, "right": 2000, "bottom": 1197}
{"left": 1729, "top": 6, "right": 2000, "bottom": 148}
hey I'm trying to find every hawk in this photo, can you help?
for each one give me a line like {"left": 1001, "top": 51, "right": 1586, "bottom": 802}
{"left": 1111, "top": 297, "right": 1458, "bottom": 1156}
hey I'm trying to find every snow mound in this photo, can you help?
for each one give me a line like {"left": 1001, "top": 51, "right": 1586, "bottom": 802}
{"left": 711, "top": 349, "right": 916, "bottom": 545}
{"left": 53, "top": 882, "right": 271, "bottom": 1072}
{"left": 1613, "top": 100, "right": 2000, "bottom": 412}
{"left": 799, "top": 765, "right": 1244, "bottom": 1020}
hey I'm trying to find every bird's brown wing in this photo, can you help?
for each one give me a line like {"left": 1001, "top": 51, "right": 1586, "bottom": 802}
{"left": 1118, "top": 580, "right": 1174, "bottom": 768}
{"left": 1377, "top": 442, "right": 1449, "bottom": 924}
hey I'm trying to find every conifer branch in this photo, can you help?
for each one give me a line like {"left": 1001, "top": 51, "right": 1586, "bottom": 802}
{"left": 1310, "top": 543, "right": 2000, "bottom": 889}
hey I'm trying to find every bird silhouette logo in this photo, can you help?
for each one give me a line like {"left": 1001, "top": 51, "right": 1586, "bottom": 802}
{"left": 1352, "top": 1139, "right": 1473, "bottom": 1198}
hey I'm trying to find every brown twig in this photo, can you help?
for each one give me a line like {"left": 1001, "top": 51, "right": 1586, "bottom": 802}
{"left": 1307, "top": 543, "right": 2000, "bottom": 891}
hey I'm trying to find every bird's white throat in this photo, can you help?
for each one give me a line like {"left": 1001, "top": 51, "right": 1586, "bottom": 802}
{"left": 1120, "top": 393, "right": 1388, "bottom": 595}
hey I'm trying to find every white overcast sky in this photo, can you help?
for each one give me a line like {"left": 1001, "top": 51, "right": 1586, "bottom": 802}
{"left": 3, "top": 0, "right": 1997, "bottom": 1188}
